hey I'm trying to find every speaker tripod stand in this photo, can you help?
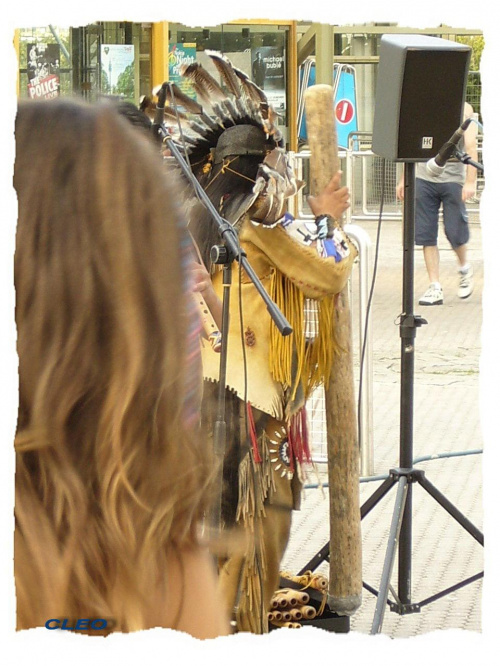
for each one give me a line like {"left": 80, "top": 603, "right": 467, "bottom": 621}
{"left": 297, "top": 162, "right": 484, "bottom": 634}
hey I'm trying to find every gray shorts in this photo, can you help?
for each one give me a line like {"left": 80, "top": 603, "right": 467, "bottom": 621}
{"left": 415, "top": 178, "right": 470, "bottom": 248}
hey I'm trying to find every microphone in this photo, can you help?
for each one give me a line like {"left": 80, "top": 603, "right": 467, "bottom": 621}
{"left": 426, "top": 117, "right": 473, "bottom": 177}
{"left": 152, "top": 82, "right": 168, "bottom": 143}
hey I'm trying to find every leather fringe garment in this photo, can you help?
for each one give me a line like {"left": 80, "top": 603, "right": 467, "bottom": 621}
{"left": 168, "top": 52, "right": 357, "bottom": 633}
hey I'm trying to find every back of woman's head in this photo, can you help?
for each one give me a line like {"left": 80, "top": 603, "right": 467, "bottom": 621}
{"left": 14, "top": 99, "right": 211, "bottom": 631}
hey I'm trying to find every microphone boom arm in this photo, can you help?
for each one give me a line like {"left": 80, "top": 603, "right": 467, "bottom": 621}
{"left": 161, "top": 127, "right": 293, "bottom": 337}
{"left": 454, "top": 149, "right": 484, "bottom": 173}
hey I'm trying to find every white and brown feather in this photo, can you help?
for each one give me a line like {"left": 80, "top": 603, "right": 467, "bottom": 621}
{"left": 176, "top": 51, "right": 284, "bottom": 172}
{"left": 180, "top": 62, "right": 226, "bottom": 105}
{"left": 206, "top": 50, "right": 242, "bottom": 99}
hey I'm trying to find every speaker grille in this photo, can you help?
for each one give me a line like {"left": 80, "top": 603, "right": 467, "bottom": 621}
{"left": 398, "top": 50, "right": 470, "bottom": 160}
{"left": 372, "top": 35, "right": 471, "bottom": 161}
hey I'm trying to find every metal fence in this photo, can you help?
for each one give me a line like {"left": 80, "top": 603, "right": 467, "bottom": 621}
{"left": 345, "top": 132, "right": 484, "bottom": 225}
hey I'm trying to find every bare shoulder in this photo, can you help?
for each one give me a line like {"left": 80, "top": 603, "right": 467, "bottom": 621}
{"left": 463, "top": 101, "right": 474, "bottom": 119}
{"left": 154, "top": 546, "right": 230, "bottom": 638}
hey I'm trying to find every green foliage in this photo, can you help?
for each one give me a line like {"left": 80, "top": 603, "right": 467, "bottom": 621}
{"left": 101, "top": 68, "right": 111, "bottom": 94}
{"left": 456, "top": 35, "right": 484, "bottom": 120}
{"left": 115, "top": 64, "right": 135, "bottom": 102}
{"left": 456, "top": 34, "right": 485, "bottom": 72}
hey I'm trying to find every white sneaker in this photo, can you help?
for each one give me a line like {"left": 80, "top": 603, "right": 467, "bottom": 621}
{"left": 458, "top": 265, "right": 474, "bottom": 299}
{"left": 419, "top": 283, "right": 443, "bottom": 306}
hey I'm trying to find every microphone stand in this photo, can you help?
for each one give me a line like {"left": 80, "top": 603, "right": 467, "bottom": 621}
{"left": 454, "top": 148, "right": 484, "bottom": 173}
{"left": 365, "top": 162, "right": 484, "bottom": 633}
{"left": 160, "top": 126, "right": 293, "bottom": 533}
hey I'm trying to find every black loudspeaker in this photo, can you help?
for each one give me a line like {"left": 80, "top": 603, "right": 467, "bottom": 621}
{"left": 372, "top": 34, "right": 471, "bottom": 161}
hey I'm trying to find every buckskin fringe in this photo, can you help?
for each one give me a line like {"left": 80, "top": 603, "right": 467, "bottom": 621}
{"left": 236, "top": 434, "right": 273, "bottom": 526}
{"left": 234, "top": 435, "right": 274, "bottom": 633}
{"left": 269, "top": 268, "right": 338, "bottom": 407}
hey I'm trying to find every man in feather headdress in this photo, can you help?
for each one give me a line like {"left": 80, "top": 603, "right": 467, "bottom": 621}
{"left": 166, "top": 52, "right": 358, "bottom": 633}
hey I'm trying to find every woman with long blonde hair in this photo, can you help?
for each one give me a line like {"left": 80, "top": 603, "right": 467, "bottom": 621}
{"left": 13, "top": 99, "right": 228, "bottom": 637}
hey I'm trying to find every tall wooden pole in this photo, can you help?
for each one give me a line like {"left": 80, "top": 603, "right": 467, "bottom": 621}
{"left": 304, "top": 84, "right": 362, "bottom": 615}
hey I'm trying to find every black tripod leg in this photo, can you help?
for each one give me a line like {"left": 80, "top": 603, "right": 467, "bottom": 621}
{"left": 361, "top": 474, "right": 398, "bottom": 519}
{"left": 297, "top": 475, "right": 398, "bottom": 575}
{"left": 417, "top": 474, "right": 484, "bottom": 545}
{"left": 297, "top": 543, "right": 331, "bottom": 576}
{"left": 371, "top": 476, "right": 409, "bottom": 635}
{"left": 398, "top": 476, "right": 413, "bottom": 606}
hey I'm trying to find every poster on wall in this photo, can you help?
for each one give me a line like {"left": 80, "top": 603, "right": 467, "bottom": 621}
{"left": 27, "top": 43, "right": 60, "bottom": 99}
{"left": 334, "top": 67, "right": 358, "bottom": 150}
{"left": 100, "top": 44, "right": 135, "bottom": 100}
{"left": 251, "top": 46, "right": 286, "bottom": 113}
{"left": 168, "top": 43, "right": 197, "bottom": 101}
{"left": 298, "top": 61, "right": 358, "bottom": 149}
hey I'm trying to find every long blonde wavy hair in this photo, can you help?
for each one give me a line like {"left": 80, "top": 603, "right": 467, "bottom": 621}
{"left": 14, "top": 99, "right": 213, "bottom": 632}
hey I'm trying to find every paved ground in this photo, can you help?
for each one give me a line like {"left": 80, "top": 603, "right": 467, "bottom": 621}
{"left": 282, "top": 216, "right": 484, "bottom": 638}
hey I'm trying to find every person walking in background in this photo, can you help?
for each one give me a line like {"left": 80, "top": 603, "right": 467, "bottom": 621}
{"left": 13, "top": 99, "right": 229, "bottom": 638}
{"left": 396, "top": 101, "right": 478, "bottom": 305}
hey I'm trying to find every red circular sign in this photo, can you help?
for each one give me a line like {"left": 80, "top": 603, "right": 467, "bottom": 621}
{"left": 335, "top": 99, "right": 355, "bottom": 124}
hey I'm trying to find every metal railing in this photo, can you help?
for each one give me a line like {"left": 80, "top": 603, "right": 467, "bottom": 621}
{"left": 344, "top": 132, "right": 484, "bottom": 225}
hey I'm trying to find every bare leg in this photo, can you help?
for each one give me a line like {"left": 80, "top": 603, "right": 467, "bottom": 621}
{"left": 423, "top": 245, "right": 440, "bottom": 284}
{"left": 454, "top": 243, "right": 473, "bottom": 298}
{"left": 454, "top": 243, "right": 468, "bottom": 269}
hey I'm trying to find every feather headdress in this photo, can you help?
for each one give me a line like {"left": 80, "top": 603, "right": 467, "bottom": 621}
{"left": 165, "top": 51, "right": 283, "bottom": 175}
{"left": 165, "top": 51, "right": 301, "bottom": 227}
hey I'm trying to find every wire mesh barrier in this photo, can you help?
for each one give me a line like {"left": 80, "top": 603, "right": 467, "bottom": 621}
{"left": 303, "top": 298, "right": 328, "bottom": 462}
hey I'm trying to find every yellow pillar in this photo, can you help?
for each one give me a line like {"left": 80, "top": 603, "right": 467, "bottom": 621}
{"left": 315, "top": 23, "right": 334, "bottom": 86}
{"left": 288, "top": 21, "right": 298, "bottom": 153}
{"left": 151, "top": 21, "right": 169, "bottom": 89}
{"left": 14, "top": 29, "right": 20, "bottom": 98}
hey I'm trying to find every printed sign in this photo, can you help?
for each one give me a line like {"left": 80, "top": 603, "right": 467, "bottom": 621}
{"left": 100, "top": 44, "right": 135, "bottom": 98}
{"left": 334, "top": 69, "right": 358, "bottom": 149}
{"left": 298, "top": 62, "right": 358, "bottom": 149}
{"left": 335, "top": 99, "right": 355, "bottom": 125}
{"left": 169, "top": 43, "right": 197, "bottom": 101}
{"left": 27, "top": 43, "right": 60, "bottom": 99}
{"left": 251, "top": 46, "right": 286, "bottom": 112}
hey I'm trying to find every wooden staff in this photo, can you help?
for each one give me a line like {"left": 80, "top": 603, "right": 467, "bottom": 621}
{"left": 304, "top": 84, "right": 362, "bottom": 615}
